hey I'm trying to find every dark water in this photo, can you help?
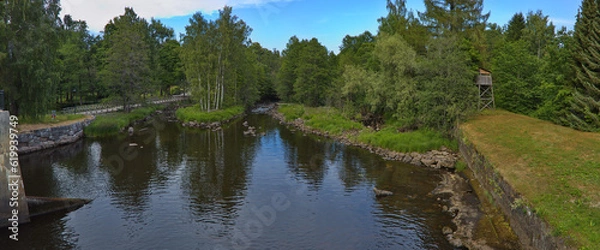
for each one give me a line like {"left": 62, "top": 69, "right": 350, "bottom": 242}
{"left": 2, "top": 114, "right": 458, "bottom": 249}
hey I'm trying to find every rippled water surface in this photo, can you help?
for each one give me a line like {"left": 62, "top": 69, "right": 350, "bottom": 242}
{"left": 3, "top": 114, "right": 458, "bottom": 249}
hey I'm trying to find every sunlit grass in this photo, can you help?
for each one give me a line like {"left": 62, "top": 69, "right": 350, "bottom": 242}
{"left": 461, "top": 109, "right": 600, "bottom": 249}
{"left": 175, "top": 105, "right": 244, "bottom": 123}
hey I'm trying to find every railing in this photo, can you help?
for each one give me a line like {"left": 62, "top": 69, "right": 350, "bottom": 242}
{"left": 60, "top": 95, "right": 189, "bottom": 115}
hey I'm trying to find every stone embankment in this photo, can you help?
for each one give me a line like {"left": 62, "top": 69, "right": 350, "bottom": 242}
{"left": 18, "top": 117, "right": 94, "bottom": 154}
{"left": 268, "top": 108, "right": 459, "bottom": 169}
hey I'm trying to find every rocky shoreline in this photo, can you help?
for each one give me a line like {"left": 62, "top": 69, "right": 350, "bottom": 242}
{"left": 268, "top": 104, "right": 516, "bottom": 249}
{"left": 268, "top": 106, "right": 459, "bottom": 170}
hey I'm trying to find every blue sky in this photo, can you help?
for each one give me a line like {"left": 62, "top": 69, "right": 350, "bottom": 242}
{"left": 62, "top": 0, "right": 581, "bottom": 53}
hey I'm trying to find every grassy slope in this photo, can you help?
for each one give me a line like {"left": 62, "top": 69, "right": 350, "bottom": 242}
{"left": 278, "top": 104, "right": 455, "bottom": 153}
{"left": 84, "top": 106, "right": 159, "bottom": 137}
{"left": 175, "top": 105, "right": 244, "bottom": 123}
{"left": 461, "top": 109, "right": 600, "bottom": 249}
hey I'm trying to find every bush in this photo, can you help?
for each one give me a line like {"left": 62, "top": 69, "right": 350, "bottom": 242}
{"left": 175, "top": 105, "right": 244, "bottom": 123}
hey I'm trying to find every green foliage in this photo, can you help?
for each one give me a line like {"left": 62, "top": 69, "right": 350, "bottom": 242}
{"left": 492, "top": 40, "right": 542, "bottom": 115}
{"left": 175, "top": 106, "right": 244, "bottom": 123}
{"left": 415, "top": 36, "right": 478, "bottom": 132}
{"left": 568, "top": 0, "right": 600, "bottom": 131}
{"left": 276, "top": 37, "right": 334, "bottom": 106}
{"left": 506, "top": 12, "right": 526, "bottom": 42}
{"left": 84, "top": 106, "right": 158, "bottom": 137}
{"left": 181, "top": 7, "right": 256, "bottom": 111}
{"left": 0, "top": 0, "right": 62, "bottom": 119}
{"left": 100, "top": 8, "right": 151, "bottom": 113}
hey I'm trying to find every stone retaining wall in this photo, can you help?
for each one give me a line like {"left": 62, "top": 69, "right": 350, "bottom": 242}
{"left": 18, "top": 118, "right": 94, "bottom": 154}
{"left": 458, "top": 133, "right": 571, "bottom": 250}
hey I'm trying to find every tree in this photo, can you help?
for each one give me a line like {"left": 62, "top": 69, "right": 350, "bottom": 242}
{"left": 157, "top": 39, "right": 184, "bottom": 95}
{"left": 568, "top": 0, "right": 600, "bottom": 131}
{"left": 57, "top": 15, "right": 95, "bottom": 106}
{"left": 523, "top": 10, "right": 555, "bottom": 59}
{"left": 0, "top": 0, "right": 62, "bottom": 118}
{"left": 378, "top": 0, "right": 429, "bottom": 54}
{"left": 100, "top": 8, "right": 150, "bottom": 113}
{"left": 181, "top": 6, "right": 255, "bottom": 111}
{"left": 276, "top": 36, "right": 302, "bottom": 102}
{"left": 505, "top": 12, "right": 526, "bottom": 42}
{"left": 492, "top": 40, "right": 542, "bottom": 115}
{"left": 148, "top": 18, "right": 176, "bottom": 96}
{"left": 419, "top": 0, "right": 490, "bottom": 37}
{"left": 415, "top": 36, "right": 477, "bottom": 131}
{"left": 293, "top": 38, "right": 332, "bottom": 106}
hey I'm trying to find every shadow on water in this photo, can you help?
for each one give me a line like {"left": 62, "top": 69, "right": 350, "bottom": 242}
{"left": 3, "top": 113, "right": 463, "bottom": 249}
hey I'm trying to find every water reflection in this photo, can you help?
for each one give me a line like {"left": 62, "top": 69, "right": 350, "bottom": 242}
{"left": 2, "top": 113, "right": 459, "bottom": 249}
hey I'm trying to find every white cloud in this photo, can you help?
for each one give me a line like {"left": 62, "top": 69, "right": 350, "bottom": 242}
{"left": 61, "top": 0, "right": 292, "bottom": 32}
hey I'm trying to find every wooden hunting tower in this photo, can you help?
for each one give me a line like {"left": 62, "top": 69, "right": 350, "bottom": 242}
{"left": 476, "top": 68, "right": 495, "bottom": 111}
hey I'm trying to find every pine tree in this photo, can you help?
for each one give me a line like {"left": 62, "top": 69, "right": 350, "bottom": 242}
{"left": 569, "top": 0, "right": 600, "bottom": 131}
{"left": 419, "top": 0, "right": 490, "bottom": 37}
{"left": 505, "top": 12, "right": 526, "bottom": 42}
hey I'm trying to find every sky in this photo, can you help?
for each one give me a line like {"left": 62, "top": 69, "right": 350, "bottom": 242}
{"left": 60, "top": 0, "right": 581, "bottom": 53}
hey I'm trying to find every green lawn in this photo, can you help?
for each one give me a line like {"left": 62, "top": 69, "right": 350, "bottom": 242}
{"left": 277, "top": 103, "right": 454, "bottom": 153}
{"left": 461, "top": 109, "right": 600, "bottom": 249}
{"left": 84, "top": 106, "right": 159, "bottom": 137}
{"left": 175, "top": 105, "right": 244, "bottom": 123}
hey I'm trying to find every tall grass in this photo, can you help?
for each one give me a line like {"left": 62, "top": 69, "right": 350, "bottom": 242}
{"left": 84, "top": 106, "right": 159, "bottom": 137}
{"left": 175, "top": 105, "right": 244, "bottom": 123}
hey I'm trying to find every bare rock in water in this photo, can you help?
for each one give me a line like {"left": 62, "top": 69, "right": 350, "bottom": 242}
{"left": 373, "top": 187, "right": 393, "bottom": 197}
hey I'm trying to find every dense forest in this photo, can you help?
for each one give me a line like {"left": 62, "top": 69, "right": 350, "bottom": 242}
{"left": 1, "top": 0, "right": 599, "bottom": 132}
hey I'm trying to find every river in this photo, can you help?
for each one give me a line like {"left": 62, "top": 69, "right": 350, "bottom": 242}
{"left": 3, "top": 113, "right": 461, "bottom": 249}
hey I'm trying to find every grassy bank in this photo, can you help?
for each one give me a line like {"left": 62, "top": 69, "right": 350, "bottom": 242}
{"left": 176, "top": 105, "right": 244, "bottom": 123}
{"left": 84, "top": 106, "right": 159, "bottom": 137}
{"left": 278, "top": 104, "right": 454, "bottom": 153}
{"left": 461, "top": 109, "right": 600, "bottom": 249}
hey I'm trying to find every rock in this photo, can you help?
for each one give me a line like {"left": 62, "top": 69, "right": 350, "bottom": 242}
{"left": 128, "top": 126, "right": 134, "bottom": 136}
{"left": 421, "top": 158, "right": 437, "bottom": 167}
{"left": 373, "top": 187, "right": 393, "bottom": 197}
{"left": 442, "top": 226, "right": 453, "bottom": 235}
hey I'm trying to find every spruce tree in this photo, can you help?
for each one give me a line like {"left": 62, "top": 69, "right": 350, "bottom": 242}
{"left": 505, "top": 12, "right": 526, "bottom": 42}
{"left": 569, "top": 0, "right": 600, "bottom": 131}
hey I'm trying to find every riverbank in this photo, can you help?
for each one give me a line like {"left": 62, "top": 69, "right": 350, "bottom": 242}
{"left": 460, "top": 110, "right": 600, "bottom": 249}
{"left": 271, "top": 103, "right": 459, "bottom": 169}
{"left": 177, "top": 105, "right": 244, "bottom": 130}
{"left": 270, "top": 103, "right": 520, "bottom": 249}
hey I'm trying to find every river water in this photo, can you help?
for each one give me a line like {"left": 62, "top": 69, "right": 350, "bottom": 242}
{"left": 3, "top": 113, "right": 460, "bottom": 249}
